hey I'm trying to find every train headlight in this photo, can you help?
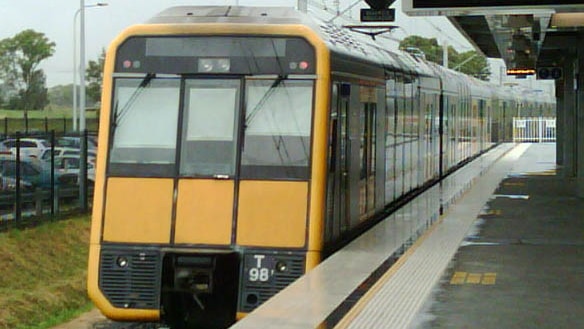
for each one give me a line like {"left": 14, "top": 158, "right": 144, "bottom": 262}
{"left": 275, "top": 261, "right": 287, "bottom": 273}
{"left": 198, "top": 58, "right": 231, "bottom": 73}
{"left": 116, "top": 256, "right": 129, "bottom": 268}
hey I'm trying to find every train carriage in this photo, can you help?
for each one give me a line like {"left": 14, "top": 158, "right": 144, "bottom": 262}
{"left": 87, "top": 6, "right": 527, "bottom": 329}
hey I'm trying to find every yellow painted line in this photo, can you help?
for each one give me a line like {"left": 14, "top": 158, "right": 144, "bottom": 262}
{"left": 503, "top": 182, "right": 524, "bottom": 187}
{"left": 528, "top": 170, "right": 557, "bottom": 176}
{"left": 450, "top": 272, "right": 468, "bottom": 285}
{"left": 466, "top": 273, "right": 482, "bottom": 284}
{"left": 482, "top": 273, "right": 497, "bottom": 285}
{"left": 450, "top": 272, "right": 497, "bottom": 285}
{"left": 333, "top": 212, "right": 448, "bottom": 329}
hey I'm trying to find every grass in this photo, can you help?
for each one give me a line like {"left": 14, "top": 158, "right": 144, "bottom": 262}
{"left": 0, "top": 108, "right": 99, "bottom": 135}
{"left": 0, "top": 215, "right": 93, "bottom": 329}
{"left": 0, "top": 108, "right": 98, "bottom": 120}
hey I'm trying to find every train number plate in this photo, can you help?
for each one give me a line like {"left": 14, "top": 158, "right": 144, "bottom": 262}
{"left": 244, "top": 254, "right": 275, "bottom": 283}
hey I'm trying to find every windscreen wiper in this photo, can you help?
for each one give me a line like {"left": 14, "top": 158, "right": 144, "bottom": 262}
{"left": 245, "top": 77, "right": 284, "bottom": 127}
{"left": 113, "top": 73, "right": 155, "bottom": 127}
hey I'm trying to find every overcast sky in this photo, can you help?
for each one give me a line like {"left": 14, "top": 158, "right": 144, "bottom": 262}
{"left": 0, "top": 0, "right": 482, "bottom": 87}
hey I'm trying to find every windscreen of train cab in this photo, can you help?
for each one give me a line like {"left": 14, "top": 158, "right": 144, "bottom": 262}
{"left": 108, "top": 36, "right": 316, "bottom": 180}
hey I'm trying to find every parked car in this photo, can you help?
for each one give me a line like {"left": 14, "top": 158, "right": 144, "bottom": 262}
{"left": 54, "top": 155, "right": 96, "bottom": 184}
{"left": 0, "top": 174, "right": 33, "bottom": 191}
{"left": 1, "top": 138, "right": 51, "bottom": 159}
{"left": 56, "top": 136, "right": 98, "bottom": 150}
{"left": 0, "top": 144, "right": 12, "bottom": 156}
{"left": 0, "top": 155, "right": 77, "bottom": 189}
{"left": 38, "top": 147, "right": 96, "bottom": 163}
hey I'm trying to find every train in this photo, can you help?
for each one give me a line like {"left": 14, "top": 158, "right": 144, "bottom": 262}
{"left": 87, "top": 6, "right": 555, "bottom": 329}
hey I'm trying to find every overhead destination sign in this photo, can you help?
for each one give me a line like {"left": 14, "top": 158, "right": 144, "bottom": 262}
{"left": 507, "top": 68, "right": 535, "bottom": 76}
{"left": 361, "top": 8, "right": 395, "bottom": 22}
{"left": 403, "top": 0, "right": 584, "bottom": 15}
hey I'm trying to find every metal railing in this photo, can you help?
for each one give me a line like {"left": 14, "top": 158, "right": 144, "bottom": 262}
{"left": 0, "top": 130, "right": 96, "bottom": 230}
{"left": 513, "top": 117, "right": 556, "bottom": 143}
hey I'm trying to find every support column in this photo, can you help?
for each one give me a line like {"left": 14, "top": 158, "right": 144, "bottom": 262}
{"left": 563, "top": 56, "right": 576, "bottom": 178}
{"left": 556, "top": 81, "right": 564, "bottom": 165}
{"left": 577, "top": 43, "right": 584, "bottom": 197}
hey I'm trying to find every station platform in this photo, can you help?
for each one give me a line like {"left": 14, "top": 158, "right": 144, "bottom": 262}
{"left": 410, "top": 143, "right": 583, "bottom": 329}
{"left": 232, "top": 143, "right": 584, "bottom": 329}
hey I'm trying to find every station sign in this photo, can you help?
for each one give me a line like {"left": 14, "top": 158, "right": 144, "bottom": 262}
{"left": 360, "top": 8, "right": 395, "bottom": 22}
{"left": 537, "top": 67, "right": 563, "bottom": 80}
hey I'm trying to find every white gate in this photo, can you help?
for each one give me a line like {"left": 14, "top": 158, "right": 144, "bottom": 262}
{"left": 513, "top": 117, "right": 556, "bottom": 143}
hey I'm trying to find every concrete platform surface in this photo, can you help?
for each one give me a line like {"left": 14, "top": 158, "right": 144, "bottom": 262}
{"left": 412, "top": 143, "right": 584, "bottom": 329}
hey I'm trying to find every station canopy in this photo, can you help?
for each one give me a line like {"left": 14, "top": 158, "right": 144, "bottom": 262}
{"left": 401, "top": 0, "right": 584, "bottom": 71}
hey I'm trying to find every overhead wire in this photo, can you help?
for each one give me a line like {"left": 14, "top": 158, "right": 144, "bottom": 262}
{"left": 306, "top": 0, "right": 472, "bottom": 52}
{"left": 306, "top": 0, "right": 401, "bottom": 44}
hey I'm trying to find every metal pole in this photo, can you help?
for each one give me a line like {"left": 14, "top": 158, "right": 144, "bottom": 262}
{"left": 80, "top": 0, "right": 86, "bottom": 133}
{"left": 452, "top": 53, "right": 479, "bottom": 71}
{"left": 298, "top": 0, "right": 308, "bottom": 13}
{"left": 74, "top": 3, "right": 107, "bottom": 133}
{"left": 442, "top": 39, "right": 448, "bottom": 68}
{"left": 327, "top": 0, "right": 362, "bottom": 22}
{"left": 76, "top": 2, "right": 107, "bottom": 211}
{"left": 79, "top": 0, "right": 87, "bottom": 210}
{"left": 73, "top": 9, "right": 81, "bottom": 132}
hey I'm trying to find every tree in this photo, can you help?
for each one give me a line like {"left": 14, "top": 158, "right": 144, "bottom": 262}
{"left": 399, "top": 35, "right": 491, "bottom": 81}
{"left": 48, "top": 84, "right": 74, "bottom": 108}
{"left": 0, "top": 29, "right": 56, "bottom": 110}
{"left": 86, "top": 49, "right": 105, "bottom": 106}
{"left": 451, "top": 50, "right": 491, "bottom": 81}
{"left": 26, "top": 70, "right": 49, "bottom": 110}
{"left": 399, "top": 35, "right": 444, "bottom": 64}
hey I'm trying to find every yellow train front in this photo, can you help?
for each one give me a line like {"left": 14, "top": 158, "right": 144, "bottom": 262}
{"left": 87, "top": 6, "right": 499, "bottom": 329}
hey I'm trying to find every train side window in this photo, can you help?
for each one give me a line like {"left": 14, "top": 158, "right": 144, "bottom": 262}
{"left": 180, "top": 79, "right": 241, "bottom": 177}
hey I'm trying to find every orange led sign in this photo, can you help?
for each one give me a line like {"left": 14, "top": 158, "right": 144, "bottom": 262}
{"left": 506, "top": 68, "right": 535, "bottom": 76}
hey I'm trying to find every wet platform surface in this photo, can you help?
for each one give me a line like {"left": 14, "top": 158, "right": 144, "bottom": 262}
{"left": 412, "top": 143, "right": 584, "bottom": 329}
{"left": 227, "top": 143, "right": 584, "bottom": 329}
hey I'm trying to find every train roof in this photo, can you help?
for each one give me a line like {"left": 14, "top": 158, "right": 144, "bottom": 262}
{"left": 145, "top": 6, "right": 435, "bottom": 76}
{"left": 147, "top": 6, "right": 316, "bottom": 26}
{"left": 143, "top": 5, "right": 549, "bottom": 102}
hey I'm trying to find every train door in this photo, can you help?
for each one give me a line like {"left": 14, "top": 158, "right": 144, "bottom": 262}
{"left": 440, "top": 94, "right": 448, "bottom": 176}
{"left": 502, "top": 101, "right": 509, "bottom": 141}
{"left": 358, "top": 86, "right": 378, "bottom": 220}
{"left": 325, "top": 83, "right": 350, "bottom": 243}
{"left": 478, "top": 99, "right": 485, "bottom": 152}
{"left": 385, "top": 73, "right": 397, "bottom": 204}
{"left": 236, "top": 77, "right": 314, "bottom": 248}
{"left": 404, "top": 75, "right": 414, "bottom": 193}
{"left": 394, "top": 73, "right": 405, "bottom": 198}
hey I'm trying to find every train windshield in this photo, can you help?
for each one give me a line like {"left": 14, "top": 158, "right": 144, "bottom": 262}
{"left": 108, "top": 76, "right": 314, "bottom": 180}
{"left": 109, "top": 77, "right": 180, "bottom": 176}
{"left": 242, "top": 79, "right": 314, "bottom": 179}
{"left": 180, "top": 79, "right": 241, "bottom": 177}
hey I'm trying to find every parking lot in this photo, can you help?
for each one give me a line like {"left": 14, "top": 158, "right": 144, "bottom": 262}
{"left": 0, "top": 131, "right": 96, "bottom": 225}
